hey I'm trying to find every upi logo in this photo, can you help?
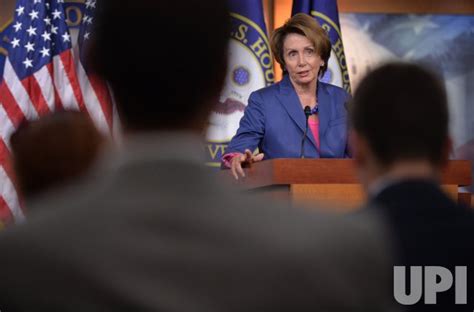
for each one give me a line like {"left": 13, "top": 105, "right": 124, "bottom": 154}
{"left": 394, "top": 266, "right": 467, "bottom": 305}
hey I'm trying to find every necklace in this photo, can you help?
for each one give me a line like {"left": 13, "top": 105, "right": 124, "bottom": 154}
{"left": 311, "top": 82, "right": 319, "bottom": 114}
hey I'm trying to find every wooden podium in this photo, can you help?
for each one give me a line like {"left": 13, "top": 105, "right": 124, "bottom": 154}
{"left": 220, "top": 159, "right": 472, "bottom": 211}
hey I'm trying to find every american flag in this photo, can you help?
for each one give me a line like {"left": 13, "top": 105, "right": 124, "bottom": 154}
{"left": 0, "top": 0, "right": 113, "bottom": 226}
{"left": 75, "top": 0, "right": 114, "bottom": 135}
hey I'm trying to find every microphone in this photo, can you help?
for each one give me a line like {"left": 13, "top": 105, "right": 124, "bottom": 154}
{"left": 300, "top": 106, "right": 312, "bottom": 158}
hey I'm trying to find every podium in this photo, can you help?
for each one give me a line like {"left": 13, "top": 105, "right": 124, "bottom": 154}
{"left": 220, "top": 159, "right": 472, "bottom": 211}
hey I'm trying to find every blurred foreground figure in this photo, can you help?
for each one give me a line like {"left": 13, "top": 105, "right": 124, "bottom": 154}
{"left": 0, "top": 1, "right": 393, "bottom": 311}
{"left": 10, "top": 111, "right": 104, "bottom": 203}
{"left": 351, "top": 62, "right": 474, "bottom": 311}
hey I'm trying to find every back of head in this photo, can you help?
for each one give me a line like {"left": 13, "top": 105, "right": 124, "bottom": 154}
{"left": 10, "top": 111, "right": 104, "bottom": 200}
{"left": 350, "top": 62, "right": 449, "bottom": 166}
{"left": 89, "top": 0, "right": 230, "bottom": 131}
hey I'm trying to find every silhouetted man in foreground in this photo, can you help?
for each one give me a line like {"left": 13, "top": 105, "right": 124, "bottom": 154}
{"left": 351, "top": 62, "right": 474, "bottom": 311}
{"left": 0, "top": 1, "right": 393, "bottom": 311}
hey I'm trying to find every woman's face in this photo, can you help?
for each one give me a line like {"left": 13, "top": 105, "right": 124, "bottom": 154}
{"left": 282, "top": 33, "right": 323, "bottom": 87}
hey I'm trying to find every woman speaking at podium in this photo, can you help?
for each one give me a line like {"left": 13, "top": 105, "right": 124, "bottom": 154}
{"left": 222, "top": 13, "right": 350, "bottom": 179}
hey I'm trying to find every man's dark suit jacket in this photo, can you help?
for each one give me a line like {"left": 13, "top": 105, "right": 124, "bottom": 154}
{"left": 370, "top": 179, "right": 474, "bottom": 311}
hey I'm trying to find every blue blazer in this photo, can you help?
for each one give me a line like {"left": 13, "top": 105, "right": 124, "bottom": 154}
{"left": 227, "top": 75, "right": 351, "bottom": 159}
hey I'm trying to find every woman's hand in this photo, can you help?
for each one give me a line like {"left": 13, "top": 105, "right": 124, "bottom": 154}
{"left": 230, "top": 149, "right": 264, "bottom": 180}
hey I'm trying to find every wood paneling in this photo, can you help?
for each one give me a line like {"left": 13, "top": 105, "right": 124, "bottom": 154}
{"left": 227, "top": 159, "right": 472, "bottom": 187}
{"left": 291, "top": 184, "right": 365, "bottom": 211}
{"left": 219, "top": 159, "right": 472, "bottom": 207}
{"left": 290, "top": 184, "right": 464, "bottom": 211}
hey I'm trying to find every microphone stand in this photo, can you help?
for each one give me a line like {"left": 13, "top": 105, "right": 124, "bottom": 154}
{"left": 300, "top": 106, "right": 312, "bottom": 158}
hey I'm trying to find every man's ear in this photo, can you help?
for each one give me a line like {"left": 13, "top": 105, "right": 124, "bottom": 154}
{"left": 350, "top": 131, "right": 377, "bottom": 191}
{"left": 350, "top": 131, "right": 370, "bottom": 168}
{"left": 439, "top": 136, "right": 453, "bottom": 168}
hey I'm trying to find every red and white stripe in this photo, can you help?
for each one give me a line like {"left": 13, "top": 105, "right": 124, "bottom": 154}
{"left": 53, "top": 50, "right": 85, "bottom": 112}
{"left": 2, "top": 59, "right": 39, "bottom": 125}
{"left": 0, "top": 104, "right": 24, "bottom": 223}
{"left": 71, "top": 44, "right": 113, "bottom": 135}
{"left": 0, "top": 48, "right": 114, "bottom": 225}
{"left": 75, "top": 60, "right": 112, "bottom": 135}
{"left": 0, "top": 166, "right": 24, "bottom": 224}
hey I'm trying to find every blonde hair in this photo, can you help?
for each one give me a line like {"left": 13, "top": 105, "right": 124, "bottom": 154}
{"left": 270, "top": 13, "right": 331, "bottom": 77}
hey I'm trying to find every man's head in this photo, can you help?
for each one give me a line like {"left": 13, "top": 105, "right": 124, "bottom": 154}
{"left": 88, "top": 0, "right": 230, "bottom": 132}
{"left": 350, "top": 62, "right": 451, "bottom": 186}
{"left": 10, "top": 111, "right": 104, "bottom": 200}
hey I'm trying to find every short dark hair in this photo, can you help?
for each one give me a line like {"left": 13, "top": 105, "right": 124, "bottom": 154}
{"left": 350, "top": 62, "right": 449, "bottom": 166}
{"left": 10, "top": 111, "right": 104, "bottom": 199}
{"left": 89, "top": 0, "right": 230, "bottom": 130}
